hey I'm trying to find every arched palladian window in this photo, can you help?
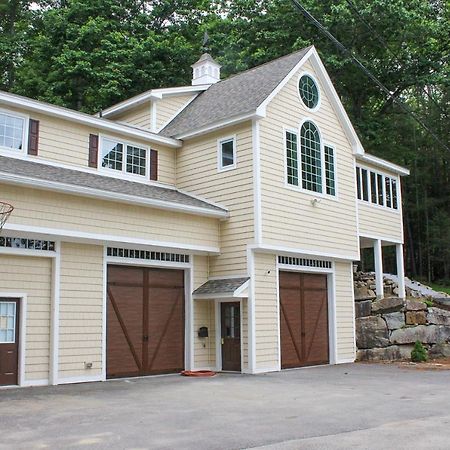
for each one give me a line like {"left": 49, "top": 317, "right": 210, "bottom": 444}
{"left": 300, "top": 121, "right": 322, "bottom": 193}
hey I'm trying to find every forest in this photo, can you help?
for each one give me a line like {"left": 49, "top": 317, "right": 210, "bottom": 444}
{"left": 1, "top": 0, "right": 449, "bottom": 284}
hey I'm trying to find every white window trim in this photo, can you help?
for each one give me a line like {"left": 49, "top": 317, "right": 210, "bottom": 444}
{"left": 98, "top": 134, "right": 150, "bottom": 180}
{"left": 297, "top": 71, "right": 321, "bottom": 112}
{"left": 356, "top": 164, "right": 400, "bottom": 213}
{"left": 283, "top": 121, "right": 338, "bottom": 200}
{"left": 217, "top": 135, "right": 237, "bottom": 172}
{"left": 0, "top": 108, "right": 29, "bottom": 156}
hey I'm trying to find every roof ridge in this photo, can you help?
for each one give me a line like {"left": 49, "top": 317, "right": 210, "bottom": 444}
{"left": 219, "top": 46, "right": 313, "bottom": 83}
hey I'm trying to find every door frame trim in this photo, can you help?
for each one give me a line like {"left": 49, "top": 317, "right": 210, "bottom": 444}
{"left": 0, "top": 293, "right": 27, "bottom": 387}
{"left": 276, "top": 262, "right": 337, "bottom": 369}
{"left": 215, "top": 298, "right": 243, "bottom": 372}
{"left": 103, "top": 251, "right": 194, "bottom": 380}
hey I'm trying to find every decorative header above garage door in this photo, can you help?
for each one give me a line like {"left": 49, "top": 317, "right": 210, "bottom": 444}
{"left": 278, "top": 256, "right": 332, "bottom": 270}
{"left": 107, "top": 247, "right": 190, "bottom": 264}
{"left": 0, "top": 236, "right": 56, "bottom": 252}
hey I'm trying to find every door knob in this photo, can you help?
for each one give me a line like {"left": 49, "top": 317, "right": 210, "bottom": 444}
{"left": 221, "top": 338, "right": 224, "bottom": 345}
{"left": 143, "top": 335, "right": 149, "bottom": 342}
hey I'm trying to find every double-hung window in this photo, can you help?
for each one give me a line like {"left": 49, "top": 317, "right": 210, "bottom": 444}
{"left": 0, "top": 111, "right": 26, "bottom": 152}
{"left": 285, "top": 122, "right": 336, "bottom": 196}
{"left": 100, "top": 137, "right": 148, "bottom": 178}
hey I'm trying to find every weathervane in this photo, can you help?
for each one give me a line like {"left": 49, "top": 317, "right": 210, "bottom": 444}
{"left": 202, "top": 31, "right": 210, "bottom": 53}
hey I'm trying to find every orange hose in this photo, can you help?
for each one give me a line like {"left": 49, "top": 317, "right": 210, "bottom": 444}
{"left": 180, "top": 370, "right": 216, "bottom": 377}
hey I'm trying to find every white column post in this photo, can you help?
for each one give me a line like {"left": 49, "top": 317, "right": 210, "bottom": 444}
{"left": 373, "top": 239, "right": 384, "bottom": 299}
{"left": 396, "top": 243, "right": 406, "bottom": 299}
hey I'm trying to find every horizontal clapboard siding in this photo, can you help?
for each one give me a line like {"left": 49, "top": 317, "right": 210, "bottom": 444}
{"left": 2, "top": 184, "right": 220, "bottom": 249}
{"left": 176, "top": 123, "right": 254, "bottom": 276}
{"left": 0, "top": 255, "right": 52, "bottom": 381}
{"left": 335, "top": 261, "right": 356, "bottom": 361}
{"left": 156, "top": 94, "right": 196, "bottom": 131}
{"left": 114, "top": 102, "right": 151, "bottom": 129}
{"left": 259, "top": 59, "right": 358, "bottom": 258}
{"left": 59, "top": 243, "right": 103, "bottom": 379}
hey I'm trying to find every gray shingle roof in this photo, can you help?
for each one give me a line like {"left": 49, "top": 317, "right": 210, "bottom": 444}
{"left": 193, "top": 277, "right": 250, "bottom": 296}
{"left": 159, "top": 47, "right": 311, "bottom": 138}
{"left": 0, "top": 156, "right": 227, "bottom": 215}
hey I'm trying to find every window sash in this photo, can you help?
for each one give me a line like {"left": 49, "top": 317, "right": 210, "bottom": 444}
{"left": 219, "top": 138, "right": 235, "bottom": 170}
{"left": 0, "top": 112, "right": 25, "bottom": 151}
{"left": 324, "top": 145, "right": 335, "bottom": 195}
{"left": 0, "top": 302, "right": 16, "bottom": 343}
{"left": 286, "top": 131, "right": 299, "bottom": 186}
{"left": 300, "top": 122, "right": 322, "bottom": 193}
{"left": 100, "top": 138, "right": 147, "bottom": 177}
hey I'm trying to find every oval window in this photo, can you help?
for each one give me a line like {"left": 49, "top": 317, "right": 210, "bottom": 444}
{"left": 298, "top": 74, "right": 319, "bottom": 109}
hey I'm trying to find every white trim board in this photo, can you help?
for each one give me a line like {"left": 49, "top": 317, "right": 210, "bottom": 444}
{"left": 3, "top": 223, "right": 221, "bottom": 255}
{"left": 0, "top": 172, "right": 228, "bottom": 219}
{"left": 102, "top": 85, "right": 210, "bottom": 118}
{"left": 0, "top": 91, "right": 181, "bottom": 148}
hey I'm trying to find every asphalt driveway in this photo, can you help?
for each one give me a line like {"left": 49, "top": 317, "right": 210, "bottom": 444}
{"left": 1, "top": 363, "right": 450, "bottom": 450}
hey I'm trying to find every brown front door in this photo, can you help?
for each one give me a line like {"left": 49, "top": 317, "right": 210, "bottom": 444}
{"left": 221, "top": 302, "right": 241, "bottom": 371}
{"left": 279, "top": 272, "right": 329, "bottom": 369}
{"left": 0, "top": 299, "right": 20, "bottom": 386}
{"left": 107, "top": 265, "right": 185, "bottom": 378}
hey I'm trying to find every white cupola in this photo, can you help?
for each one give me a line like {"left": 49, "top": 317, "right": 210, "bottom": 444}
{"left": 191, "top": 53, "right": 221, "bottom": 86}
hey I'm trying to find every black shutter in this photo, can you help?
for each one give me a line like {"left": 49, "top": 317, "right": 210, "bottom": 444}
{"left": 28, "top": 119, "right": 40, "bottom": 155}
{"left": 150, "top": 149, "right": 158, "bottom": 181}
{"left": 89, "top": 134, "right": 99, "bottom": 168}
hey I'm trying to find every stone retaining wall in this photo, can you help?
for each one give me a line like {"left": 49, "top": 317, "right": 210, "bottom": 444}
{"left": 354, "top": 272, "right": 450, "bottom": 361}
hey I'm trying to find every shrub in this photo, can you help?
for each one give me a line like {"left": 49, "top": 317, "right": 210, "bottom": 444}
{"left": 411, "top": 341, "right": 428, "bottom": 362}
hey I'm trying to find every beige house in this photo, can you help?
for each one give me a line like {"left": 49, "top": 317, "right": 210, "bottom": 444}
{"left": 0, "top": 46, "right": 409, "bottom": 387}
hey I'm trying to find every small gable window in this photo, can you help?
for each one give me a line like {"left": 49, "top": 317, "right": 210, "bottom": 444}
{"left": 298, "top": 74, "right": 319, "bottom": 109}
{"left": 218, "top": 136, "right": 236, "bottom": 171}
{"left": 100, "top": 137, "right": 148, "bottom": 178}
{"left": 0, "top": 111, "right": 25, "bottom": 152}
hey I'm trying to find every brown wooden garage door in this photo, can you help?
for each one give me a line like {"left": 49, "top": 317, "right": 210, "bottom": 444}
{"left": 107, "top": 265, "right": 185, "bottom": 378}
{"left": 279, "top": 272, "right": 329, "bottom": 369}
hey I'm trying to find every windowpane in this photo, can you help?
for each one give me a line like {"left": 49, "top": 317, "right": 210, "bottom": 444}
{"left": 299, "top": 75, "right": 319, "bottom": 109}
{"left": 356, "top": 167, "right": 361, "bottom": 199}
{"left": 0, "top": 302, "right": 16, "bottom": 343}
{"left": 101, "top": 139, "right": 123, "bottom": 171}
{"left": 370, "top": 171, "right": 377, "bottom": 203}
{"left": 377, "top": 174, "right": 384, "bottom": 205}
{"left": 300, "top": 121, "right": 322, "bottom": 193}
{"left": 0, "top": 113, "right": 24, "bottom": 150}
{"left": 324, "top": 145, "right": 335, "bottom": 196}
{"left": 385, "top": 177, "right": 392, "bottom": 207}
{"left": 286, "top": 131, "right": 299, "bottom": 186}
{"left": 221, "top": 139, "right": 234, "bottom": 168}
{"left": 361, "top": 169, "right": 369, "bottom": 201}
{"left": 392, "top": 179, "right": 398, "bottom": 209}
{"left": 126, "top": 145, "right": 146, "bottom": 176}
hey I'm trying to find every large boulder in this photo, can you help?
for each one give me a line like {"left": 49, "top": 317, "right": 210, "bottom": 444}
{"left": 391, "top": 325, "right": 440, "bottom": 344}
{"left": 429, "top": 343, "right": 450, "bottom": 359}
{"left": 355, "top": 300, "right": 372, "bottom": 318}
{"left": 371, "top": 297, "right": 404, "bottom": 314}
{"left": 357, "top": 345, "right": 413, "bottom": 361}
{"left": 384, "top": 312, "right": 405, "bottom": 330}
{"left": 406, "top": 299, "right": 427, "bottom": 311}
{"left": 356, "top": 316, "right": 389, "bottom": 349}
{"left": 355, "top": 286, "right": 376, "bottom": 300}
{"left": 405, "top": 311, "right": 427, "bottom": 325}
{"left": 427, "top": 308, "right": 450, "bottom": 326}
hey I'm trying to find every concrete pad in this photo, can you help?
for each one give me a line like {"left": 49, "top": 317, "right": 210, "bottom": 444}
{"left": 1, "top": 364, "right": 450, "bottom": 449}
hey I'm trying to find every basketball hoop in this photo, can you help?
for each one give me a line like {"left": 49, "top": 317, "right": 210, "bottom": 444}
{"left": 0, "top": 201, "right": 14, "bottom": 232}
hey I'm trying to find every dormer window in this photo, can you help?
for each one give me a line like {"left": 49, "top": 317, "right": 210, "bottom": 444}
{"left": 0, "top": 111, "right": 26, "bottom": 152}
{"left": 100, "top": 137, "right": 147, "bottom": 178}
{"left": 298, "top": 74, "right": 319, "bottom": 110}
{"left": 218, "top": 136, "right": 236, "bottom": 172}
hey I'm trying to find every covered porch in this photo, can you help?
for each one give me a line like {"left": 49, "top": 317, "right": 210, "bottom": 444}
{"left": 358, "top": 237, "right": 406, "bottom": 299}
